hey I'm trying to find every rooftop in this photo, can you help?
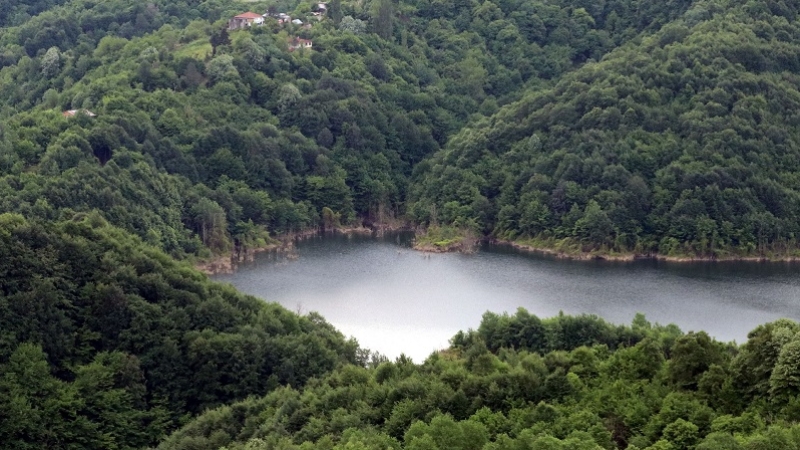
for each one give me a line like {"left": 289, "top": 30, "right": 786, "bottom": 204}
{"left": 234, "top": 12, "right": 263, "bottom": 19}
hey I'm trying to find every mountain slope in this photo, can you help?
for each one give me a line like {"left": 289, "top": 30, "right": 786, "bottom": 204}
{"left": 409, "top": 0, "right": 800, "bottom": 258}
{"left": 4, "top": 0, "right": 800, "bottom": 448}
{"left": 0, "top": 213, "right": 359, "bottom": 448}
{"left": 0, "top": 0, "right": 695, "bottom": 258}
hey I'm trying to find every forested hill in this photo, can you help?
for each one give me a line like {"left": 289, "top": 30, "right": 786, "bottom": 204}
{"left": 4, "top": 0, "right": 800, "bottom": 448}
{"left": 410, "top": 0, "right": 800, "bottom": 258}
{"left": 159, "top": 311, "right": 800, "bottom": 450}
{"left": 0, "top": 212, "right": 360, "bottom": 447}
{"left": 0, "top": 0, "right": 694, "bottom": 259}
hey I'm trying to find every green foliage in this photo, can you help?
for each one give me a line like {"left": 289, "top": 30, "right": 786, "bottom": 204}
{"left": 0, "top": 214, "right": 359, "bottom": 447}
{"left": 160, "top": 311, "right": 800, "bottom": 450}
{"left": 5, "top": 0, "right": 800, "bottom": 448}
{"left": 409, "top": 0, "right": 800, "bottom": 258}
{"left": 731, "top": 319, "right": 800, "bottom": 402}
{"left": 473, "top": 309, "right": 659, "bottom": 354}
{"left": 0, "top": 0, "right": 704, "bottom": 260}
{"left": 668, "top": 332, "right": 728, "bottom": 390}
{"left": 768, "top": 335, "right": 800, "bottom": 404}
{"left": 413, "top": 224, "right": 476, "bottom": 251}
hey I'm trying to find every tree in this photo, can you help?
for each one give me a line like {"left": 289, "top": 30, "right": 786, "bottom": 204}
{"left": 41, "top": 46, "right": 61, "bottom": 78}
{"left": 210, "top": 27, "right": 230, "bottom": 55}
{"left": 696, "top": 433, "right": 742, "bottom": 450}
{"left": 574, "top": 200, "right": 613, "bottom": 247}
{"left": 404, "top": 414, "right": 488, "bottom": 450}
{"left": 277, "top": 83, "right": 301, "bottom": 111}
{"left": 769, "top": 335, "right": 800, "bottom": 403}
{"left": 668, "top": 332, "right": 725, "bottom": 390}
{"left": 328, "top": 0, "right": 343, "bottom": 24}
{"left": 372, "top": 0, "right": 394, "bottom": 40}
{"left": 206, "top": 54, "right": 239, "bottom": 84}
{"left": 340, "top": 16, "right": 367, "bottom": 34}
{"left": 180, "top": 62, "right": 204, "bottom": 90}
{"left": 0, "top": 343, "right": 91, "bottom": 448}
{"left": 663, "top": 418, "right": 699, "bottom": 450}
{"left": 732, "top": 320, "right": 800, "bottom": 400}
{"left": 190, "top": 197, "right": 230, "bottom": 252}
{"left": 305, "top": 170, "right": 355, "bottom": 223}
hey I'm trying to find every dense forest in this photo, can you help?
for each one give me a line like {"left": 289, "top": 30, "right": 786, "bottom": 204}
{"left": 0, "top": 0, "right": 699, "bottom": 259}
{"left": 159, "top": 310, "right": 800, "bottom": 450}
{"left": 409, "top": 0, "right": 800, "bottom": 258}
{"left": 0, "top": 213, "right": 360, "bottom": 447}
{"left": 3, "top": 0, "right": 800, "bottom": 259}
{"left": 3, "top": 0, "right": 800, "bottom": 447}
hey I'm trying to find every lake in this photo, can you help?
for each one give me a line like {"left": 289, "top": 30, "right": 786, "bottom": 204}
{"left": 213, "top": 232, "right": 800, "bottom": 361}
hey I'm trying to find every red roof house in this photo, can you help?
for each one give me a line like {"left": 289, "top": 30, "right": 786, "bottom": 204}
{"left": 229, "top": 12, "right": 264, "bottom": 30}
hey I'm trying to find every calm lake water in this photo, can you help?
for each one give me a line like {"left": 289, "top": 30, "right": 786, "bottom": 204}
{"left": 214, "top": 232, "right": 800, "bottom": 361}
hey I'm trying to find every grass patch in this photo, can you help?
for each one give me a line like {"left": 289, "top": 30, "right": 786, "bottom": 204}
{"left": 414, "top": 225, "right": 477, "bottom": 252}
{"left": 175, "top": 39, "right": 212, "bottom": 60}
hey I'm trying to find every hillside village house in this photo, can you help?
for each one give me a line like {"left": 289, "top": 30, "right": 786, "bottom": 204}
{"left": 263, "top": 12, "right": 294, "bottom": 25}
{"left": 231, "top": 7, "right": 324, "bottom": 31}
{"left": 228, "top": 12, "right": 264, "bottom": 30}
{"left": 288, "top": 37, "right": 313, "bottom": 51}
{"left": 311, "top": 3, "right": 328, "bottom": 20}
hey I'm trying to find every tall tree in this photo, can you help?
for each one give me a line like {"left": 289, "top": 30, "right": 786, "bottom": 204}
{"left": 372, "top": 0, "right": 394, "bottom": 40}
{"left": 328, "top": 0, "right": 343, "bottom": 25}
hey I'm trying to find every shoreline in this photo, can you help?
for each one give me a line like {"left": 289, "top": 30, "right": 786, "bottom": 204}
{"left": 411, "top": 225, "right": 479, "bottom": 254}
{"left": 413, "top": 242, "right": 462, "bottom": 253}
{"left": 495, "top": 239, "right": 800, "bottom": 263}
{"left": 195, "top": 223, "right": 412, "bottom": 275}
{"left": 412, "top": 237, "right": 477, "bottom": 254}
{"left": 194, "top": 240, "right": 287, "bottom": 275}
{"left": 195, "top": 225, "right": 800, "bottom": 275}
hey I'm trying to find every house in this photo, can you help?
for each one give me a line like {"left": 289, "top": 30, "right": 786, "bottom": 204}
{"left": 288, "top": 37, "right": 313, "bottom": 51}
{"left": 63, "top": 109, "right": 96, "bottom": 118}
{"left": 228, "top": 12, "right": 264, "bottom": 30}
{"left": 316, "top": 3, "right": 328, "bottom": 12}
{"left": 291, "top": 18, "right": 303, "bottom": 25}
{"left": 272, "top": 12, "right": 291, "bottom": 25}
